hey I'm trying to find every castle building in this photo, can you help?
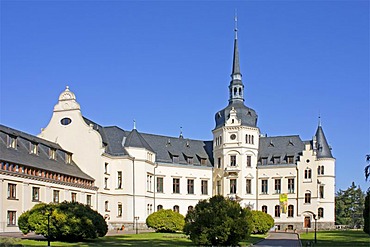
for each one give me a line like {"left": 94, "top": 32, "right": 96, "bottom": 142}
{"left": 0, "top": 26, "right": 335, "bottom": 232}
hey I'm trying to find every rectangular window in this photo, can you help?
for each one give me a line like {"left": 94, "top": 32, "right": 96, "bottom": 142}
{"left": 173, "top": 178, "right": 180, "bottom": 194}
{"left": 86, "top": 195, "right": 92, "bottom": 207}
{"left": 172, "top": 155, "right": 179, "bottom": 163}
{"left": 7, "top": 183, "right": 16, "bottom": 199}
{"left": 117, "top": 171, "right": 122, "bottom": 189}
{"left": 104, "top": 162, "right": 109, "bottom": 174}
{"left": 71, "top": 192, "right": 77, "bottom": 202}
{"left": 201, "top": 180, "right": 208, "bottom": 195}
{"left": 105, "top": 201, "right": 109, "bottom": 211}
{"left": 118, "top": 204, "right": 122, "bottom": 217}
{"left": 49, "top": 148, "right": 56, "bottom": 160}
{"left": 230, "top": 155, "right": 236, "bottom": 166}
{"left": 200, "top": 158, "right": 207, "bottom": 165}
{"left": 217, "top": 157, "right": 221, "bottom": 168}
{"left": 273, "top": 156, "right": 281, "bottom": 164}
{"left": 288, "top": 178, "right": 295, "bottom": 193}
{"left": 147, "top": 174, "right": 153, "bottom": 192}
{"left": 32, "top": 187, "right": 40, "bottom": 201}
{"left": 187, "top": 157, "right": 193, "bottom": 165}
{"left": 65, "top": 153, "right": 72, "bottom": 164}
{"left": 30, "top": 143, "right": 38, "bottom": 154}
{"left": 305, "top": 193, "right": 311, "bottom": 204}
{"left": 157, "top": 177, "right": 164, "bottom": 193}
{"left": 7, "top": 135, "right": 17, "bottom": 149}
{"left": 230, "top": 179, "right": 237, "bottom": 194}
{"left": 246, "top": 179, "right": 252, "bottom": 194}
{"left": 275, "top": 206, "right": 281, "bottom": 217}
{"left": 261, "top": 157, "right": 268, "bottom": 165}
{"left": 187, "top": 179, "right": 194, "bottom": 194}
{"left": 246, "top": 155, "right": 251, "bottom": 167}
{"left": 216, "top": 180, "right": 221, "bottom": 195}
{"left": 261, "top": 180, "right": 268, "bottom": 194}
{"left": 319, "top": 185, "right": 324, "bottom": 199}
{"left": 53, "top": 190, "right": 59, "bottom": 203}
{"left": 274, "top": 179, "right": 281, "bottom": 194}
{"left": 287, "top": 156, "right": 294, "bottom": 164}
{"left": 7, "top": 211, "right": 16, "bottom": 226}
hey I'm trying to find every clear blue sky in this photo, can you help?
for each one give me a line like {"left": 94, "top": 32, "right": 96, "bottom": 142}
{"left": 1, "top": 1, "right": 369, "bottom": 192}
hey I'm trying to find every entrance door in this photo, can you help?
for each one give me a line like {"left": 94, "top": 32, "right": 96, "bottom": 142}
{"left": 304, "top": 216, "right": 311, "bottom": 228}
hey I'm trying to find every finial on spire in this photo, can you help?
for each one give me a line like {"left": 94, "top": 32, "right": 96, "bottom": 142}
{"left": 179, "top": 126, "right": 183, "bottom": 139}
{"left": 318, "top": 113, "right": 322, "bottom": 127}
{"left": 133, "top": 119, "right": 136, "bottom": 130}
{"left": 234, "top": 9, "right": 238, "bottom": 40}
{"left": 66, "top": 85, "right": 70, "bottom": 91}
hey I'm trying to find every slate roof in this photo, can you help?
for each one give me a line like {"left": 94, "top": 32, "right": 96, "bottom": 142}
{"left": 315, "top": 126, "right": 333, "bottom": 158}
{"left": 0, "top": 124, "right": 94, "bottom": 181}
{"left": 215, "top": 101, "right": 258, "bottom": 129}
{"left": 124, "top": 129, "right": 155, "bottom": 153}
{"left": 258, "top": 135, "right": 305, "bottom": 166}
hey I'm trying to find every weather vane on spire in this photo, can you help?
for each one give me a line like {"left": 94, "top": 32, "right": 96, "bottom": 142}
{"left": 234, "top": 9, "right": 238, "bottom": 39}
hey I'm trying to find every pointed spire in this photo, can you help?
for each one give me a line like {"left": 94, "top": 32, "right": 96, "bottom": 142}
{"left": 315, "top": 122, "right": 333, "bottom": 159}
{"left": 232, "top": 11, "right": 241, "bottom": 76}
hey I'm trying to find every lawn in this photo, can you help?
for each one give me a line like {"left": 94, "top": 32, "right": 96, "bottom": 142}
{"left": 299, "top": 230, "right": 370, "bottom": 246}
{"left": 3, "top": 232, "right": 266, "bottom": 246}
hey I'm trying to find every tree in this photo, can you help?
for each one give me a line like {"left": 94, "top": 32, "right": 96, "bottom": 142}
{"left": 146, "top": 209, "right": 185, "bottom": 233}
{"left": 18, "top": 202, "right": 108, "bottom": 242}
{"left": 335, "top": 182, "right": 365, "bottom": 228}
{"left": 184, "top": 195, "right": 252, "bottom": 246}
{"left": 364, "top": 189, "right": 370, "bottom": 234}
{"left": 250, "top": 210, "right": 274, "bottom": 234}
{"left": 365, "top": 154, "right": 370, "bottom": 181}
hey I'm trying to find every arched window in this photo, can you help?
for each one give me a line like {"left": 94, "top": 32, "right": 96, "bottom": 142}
{"left": 188, "top": 206, "right": 194, "bottom": 211}
{"left": 238, "top": 88, "right": 242, "bottom": 96}
{"left": 234, "top": 87, "right": 237, "bottom": 96}
{"left": 305, "top": 192, "right": 311, "bottom": 204}
{"left": 318, "top": 207, "right": 324, "bottom": 218}
{"left": 262, "top": 205, "right": 267, "bottom": 214}
{"left": 288, "top": 205, "right": 294, "bottom": 217}
{"left": 157, "top": 205, "right": 163, "bottom": 211}
{"left": 173, "top": 205, "right": 179, "bottom": 213}
{"left": 304, "top": 168, "right": 312, "bottom": 179}
{"left": 105, "top": 201, "right": 109, "bottom": 212}
{"left": 275, "top": 205, "right": 280, "bottom": 217}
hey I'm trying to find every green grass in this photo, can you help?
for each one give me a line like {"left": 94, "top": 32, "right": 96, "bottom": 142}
{"left": 299, "top": 230, "right": 370, "bottom": 246}
{"left": 13, "top": 232, "right": 266, "bottom": 246}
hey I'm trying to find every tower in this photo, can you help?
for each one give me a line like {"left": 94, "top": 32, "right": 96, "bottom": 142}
{"left": 212, "top": 17, "right": 260, "bottom": 209}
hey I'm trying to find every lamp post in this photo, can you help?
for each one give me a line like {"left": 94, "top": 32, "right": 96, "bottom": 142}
{"left": 45, "top": 207, "right": 53, "bottom": 246}
{"left": 134, "top": 216, "right": 139, "bottom": 234}
{"left": 303, "top": 211, "right": 317, "bottom": 244}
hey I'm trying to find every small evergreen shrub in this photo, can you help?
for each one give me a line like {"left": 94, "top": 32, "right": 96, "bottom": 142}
{"left": 146, "top": 209, "right": 185, "bottom": 233}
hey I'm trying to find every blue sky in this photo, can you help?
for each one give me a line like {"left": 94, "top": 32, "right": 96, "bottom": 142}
{"left": 1, "top": 1, "right": 369, "bottom": 191}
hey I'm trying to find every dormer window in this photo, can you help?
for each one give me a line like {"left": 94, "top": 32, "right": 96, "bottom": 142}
{"left": 65, "top": 153, "right": 72, "bottom": 164}
{"left": 30, "top": 142, "right": 38, "bottom": 154}
{"left": 186, "top": 156, "right": 193, "bottom": 165}
{"left": 261, "top": 157, "right": 268, "bottom": 165}
{"left": 273, "top": 156, "right": 281, "bottom": 164}
{"left": 200, "top": 158, "right": 207, "bottom": 165}
{"left": 287, "top": 156, "right": 294, "bottom": 164}
{"left": 172, "top": 155, "right": 179, "bottom": 164}
{"left": 7, "top": 135, "right": 17, "bottom": 149}
{"left": 49, "top": 148, "right": 56, "bottom": 160}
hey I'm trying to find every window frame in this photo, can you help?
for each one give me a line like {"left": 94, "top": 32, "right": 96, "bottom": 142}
{"left": 187, "top": 179, "right": 194, "bottom": 194}
{"left": 173, "top": 178, "right": 180, "bottom": 194}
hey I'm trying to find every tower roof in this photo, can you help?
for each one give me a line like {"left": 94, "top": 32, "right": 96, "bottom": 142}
{"left": 315, "top": 125, "right": 333, "bottom": 158}
{"left": 124, "top": 129, "right": 155, "bottom": 152}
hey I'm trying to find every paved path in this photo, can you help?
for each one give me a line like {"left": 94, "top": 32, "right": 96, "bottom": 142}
{"left": 254, "top": 232, "right": 301, "bottom": 247}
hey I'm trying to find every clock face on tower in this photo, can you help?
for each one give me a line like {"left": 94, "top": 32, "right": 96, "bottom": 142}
{"left": 230, "top": 134, "right": 236, "bottom": 140}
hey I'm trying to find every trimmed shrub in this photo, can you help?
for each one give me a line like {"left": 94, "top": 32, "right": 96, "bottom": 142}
{"left": 18, "top": 202, "right": 107, "bottom": 242}
{"left": 184, "top": 195, "right": 253, "bottom": 246}
{"left": 146, "top": 209, "right": 185, "bottom": 233}
{"left": 251, "top": 210, "right": 274, "bottom": 234}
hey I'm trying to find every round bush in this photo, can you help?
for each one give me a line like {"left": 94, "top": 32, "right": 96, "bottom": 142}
{"left": 146, "top": 209, "right": 185, "bottom": 233}
{"left": 251, "top": 210, "right": 275, "bottom": 234}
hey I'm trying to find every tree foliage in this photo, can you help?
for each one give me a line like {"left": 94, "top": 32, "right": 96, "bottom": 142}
{"left": 365, "top": 154, "right": 370, "bottom": 181}
{"left": 250, "top": 210, "right": 274, "bottom": 234}
{"left": 335, "top": 182, "right": 365, "bottom": 228}
{"left": 18, "top": 202, "right": 108, "bottom": 242}
{"left": 184, "top": 195, "right": 252, "bottom": 246}
{"left": 146, "top": 209, "right": 185, "bottom": 233}
{"left": 364, "top": 189, "right": 370, "bottom": 234}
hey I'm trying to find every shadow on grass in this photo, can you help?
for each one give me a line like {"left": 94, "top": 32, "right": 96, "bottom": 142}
{"left": 300, "top": 230, "right": 370, "bottom": 246}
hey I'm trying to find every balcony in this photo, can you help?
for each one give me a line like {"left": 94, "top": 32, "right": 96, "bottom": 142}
{"left": 224, "top": 165, "right": 241, "bottom": 173}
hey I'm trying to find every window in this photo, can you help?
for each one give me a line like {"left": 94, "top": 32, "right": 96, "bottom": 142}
{"left": 318, "top": 165, "right": 324, "bottom": 175}
{"left": 246, "top": 155, "right": 251, "bottom": 167}
{"left": 262, "top": 205, "right": 267, "bottom": 213}
{"left": 147, "top": 152, "right": 153, "bottom": 162}
{"left": 304, "top": 216, "right": 311, "bottom": 228}
{"left": 173, "top": 178, "right": 180, "bottom": 193}
{"left": 201, "top": 180, "right": 208, "bottom": 195}
{"left": 217, "top": 157, "right": 221, "bottom": 168}
{"left": 274, "top": 179, "right": 281, "bottom": 194}
{"left": 187, "top": 157, "right": 193, "bottom": 165}
{"left": 49, "top": 148, "right": 56, "bottom": 160}
{"left": 7, "top": 211, "right": 16, "bottom": 226}
{"left": 188, "top": 206, "right": 194, "bottom": 211}
{"left": 157, "top": 205, "right": 163, "bottom": 211}
{"left": 287, "top": 156, "right": 294, "bottom": 164}
{"left": 318, "top": 207, "right": 324, "bottom": 218}
{"left": 32, "top": 187, "right": 40, "bottom": 202}
{"left": 273, "top": 156, "right": 281, "bottom": 164}
{"left": 288, "top": 178, "right": 295, "bottom": 193}
{"left": 86, "top": 195, "right": 92, "bottom": 206}
{"left": 172, "top": 155, "right": 179, "bottom": 163}
{"left": 246, "top": 134, "right": 254, "bottom": 144}
{"left": 261, "top": 157, "right": 268, "bottom": 165}
{"left": 60, "top": 117, "right": 72, "bottom": 125}
{"left": 304, "top": 168, "right": 312, "bottom": 179}
{"left": 305, "top": 192, "right": 311, "bottom": 204}
{"left": 230, "top": 155, "right": 236, "bottom": 166}
{"left": 261, "top": 180, "right": 268, "bottom": 194}
{"left": 53, "top": 190, "right": 59, "bottom": 203}
{"left": 104, "top": 178, "right": 109, "bottom": 189}
{"left": 200, "top": 158, "right": 207, "bottom": 165}
{"left": 117, "top": 171, "right": 122, "bottom": 189}
{"left": 118, "top": 204, "right": 122, "bottom": 217}
{"left": 7, "top": 183, "right": 16, "bottom": 199}
{"left": 65, "top": 153, "right": 72, "bottom": 164}
{"left": 288, "top": 205, "right": 294, "bottom": 217}
{"left": 246, "top": 179, "right": 252, "bottom": 194}
{"left": 275, "top": 205, "right": 280, "bottom": 217}
{"left": 216, "top": 180, "right": 221, "bottom": 195}
{"left": 71, "top": 192, "right": 77, "bottom": 202}
{"left": 105, "top": 201, "right": 109, "bottom": 212}
{"left": 319, "top": 185, "right": 324, "bottom": 199}
{"left": 147, "top": 204, "right": 153, "bottom": 215}
{"left": 147, "top": 174, "right": 153, "bottom": 192}
{"left": 157, "top": 177, "right": 164, "bottom": 193}
{"left": 230, "top": 179, "right": 237, "bottom": 194}
{"left": 30, "top": 143, "right": 38, "bottom": 154}
{"left": 187, "top": 179, "right": 194, "bottom": 194}
{"left": 173, "top": 205, "right": 179, "bottom": 213}
{"left": 7, "top": 135, "right": 17, "bottom": 149}
{"left": 104, "top": 162, "right": 109, "bottom": 174}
